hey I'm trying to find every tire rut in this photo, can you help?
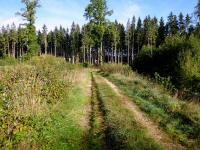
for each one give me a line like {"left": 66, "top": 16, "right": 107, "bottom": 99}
{"left": 100, "top": 75, "right": 186, "bottom": 150}
{"left": 87, "top": 73, "right": 109, "bottom": 150}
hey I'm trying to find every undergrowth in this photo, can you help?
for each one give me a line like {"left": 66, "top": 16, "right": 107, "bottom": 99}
{"left": 0, "top": 55, "right": 90, "bottom": 149}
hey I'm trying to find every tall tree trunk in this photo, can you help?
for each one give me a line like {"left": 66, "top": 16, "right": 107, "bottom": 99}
{"left": 89, "top": 46, "right": 92, "bottom": 64}
{"left": 131, "top": 48, "right": 134, "bottom": 63}
{"left": 111, "top": 48, "right": 114, "bottom": 63}
{"left": 121, "top": 49, "right": 123, "bottom": 64}
{"left": 45, "top": 38, "right": 47, "bottom": 55}
{"left": 118, "top": 51, "right": 120, "bottom": 64}
{"left": 83, "top": 45, "right": 86, "bottom": 63}
{"left": 54, "top": 42, "right": 57, "bottom": 57}
{"left": 100, "top": 42, "right": 103, "bottom": 65}
{"left": 8, "top": 42, "right": 10, "bottom": 57}
{"left": 127, "top": 40, "right": 130, "bottom": 64}
{"left": 12, "top": 42, "right": 16, "bottom": 58}
{"left": 72, "top": 50, "right": 75, "bottom": 64}
{"left": 115, "top": 42, "right": 117, "bottom": 63}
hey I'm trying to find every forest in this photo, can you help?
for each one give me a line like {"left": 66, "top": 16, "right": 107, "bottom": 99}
{"left": 0, "top": 0, "right": 200, "bottom": 149}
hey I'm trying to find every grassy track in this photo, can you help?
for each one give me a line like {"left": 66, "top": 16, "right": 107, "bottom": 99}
{"left": 99, "top": 68, "right": 200, "bottom": 149}
{"left": 93, "top": 73, "right": 162, "bottom": 150}
{"left": 88, "top": 73, "right": 108, "bottom": 150}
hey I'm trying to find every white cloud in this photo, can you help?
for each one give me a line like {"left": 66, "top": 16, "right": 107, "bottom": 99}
{"left": 114, "top": 2, "right": 142, "bottom": 25}
{"left": 124, "top": 4, "right": 141, "bottom": 17}
{"left": 0, "top": 17, "right": 21, "bottom": 27}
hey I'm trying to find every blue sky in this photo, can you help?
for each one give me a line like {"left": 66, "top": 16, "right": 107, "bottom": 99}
{"left": 0, "top": 0, "right": 197, "bottom": 30}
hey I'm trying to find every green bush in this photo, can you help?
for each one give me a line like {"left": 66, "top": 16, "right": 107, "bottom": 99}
{"left": 0, "top": 56, "right": 70, "bottom": 148}
{"left": 133, "top": 35, "right": 200, "bottom": 100}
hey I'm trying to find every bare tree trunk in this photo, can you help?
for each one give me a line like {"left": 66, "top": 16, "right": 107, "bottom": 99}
{"left": 45, "top": 38, "right": 47, "bottom": 55}
{"left": 115, "top": 42, "right": 117, "bottom": 63}
{"left": 72, "top": 50, "right": 75, "bottom": 64}
{"left": 83, "top": 45, "right": 86, "bottom": 63}
{"left": 118, "top": 51, "right": 120, "bottom": 64}
{"left": 89, "top": 46, "right": 92, "bottom": 64}
{"left": 100, "top": 42, "right": 103, "bottom": 65}
{"left": 12, "top": 42, "right": 16, "bottom": 58}
{"left": 121, "top": 50, "right": 123, "bottom": 64}
{"left": 54, "top": 42, "right": 57, "bottom": 57}
{"left": 131, "top": 48, "right": 134, "bottom": 63}
{"left": 111, "top": 48, "right": 114, "bottom": 63}
{"left": 127, "top": 40, "right": 130, "bottom": 64}
{"left": 8, "top": 42, "right": 10, "bottom": 57}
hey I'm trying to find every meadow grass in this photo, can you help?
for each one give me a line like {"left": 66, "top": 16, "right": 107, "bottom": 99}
{"left": 99, "top": 64, "right": 200, "bottom": 149}
{"left": 93, "top": 74, "right": 163, "bottom": 150}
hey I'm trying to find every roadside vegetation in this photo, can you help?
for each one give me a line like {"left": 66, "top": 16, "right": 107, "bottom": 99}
{"left": 0, "top": 55, "right": 91, "bottom": 149}
{"left": 99, "top": 64, "right": 200, "bottom": 149}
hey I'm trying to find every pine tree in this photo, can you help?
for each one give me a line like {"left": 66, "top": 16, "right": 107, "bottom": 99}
{"left": 84, "top": 0, "right": 113, "bottom": 64}
{"left": 195, "top": 0, "right": 200, "bottom": 23}
{"left": 110, "top": 22, "right": 120, "bottom": 63}
{"left": 130, "top": 16, "right": 136, "bottom": 62}
{"left": 143, "top": 16, "right": 151, "bottom": 46}
{"left": 17, "top": 0, "right": 40, "bottom": 58}
{"left": 167, "top": 12, "right": 179, "bottom": 35}
{"left": 178, "top": 13, "right": 186, "bottom": 35}
{"left": 157, "top": 17, "right": 166, "bottom": 47}
{"left": 42, "top": 24, "right": 48, "bottom": 55}
{"left": 118, "top": 24, "right": 126, "bottom": 63}
{"left": 135, "top": 17, "right": 142, "bottom": 55}
{"left": 185, "top": 14, "right": 191, "bottom": 33}
{"left": 126, "top": 19, "right": 131, "bottom": 64}
{"left": 37, "top": 30, "right": 42, "bottom": 55}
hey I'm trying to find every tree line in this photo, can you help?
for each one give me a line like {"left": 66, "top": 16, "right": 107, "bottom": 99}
{"left": 0, "top": 0, "right": 197, "bottom": 64}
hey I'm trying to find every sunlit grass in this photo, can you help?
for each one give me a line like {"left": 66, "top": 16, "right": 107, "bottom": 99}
{"left": 99, "top": 64, "right": 200, "bottom": 149}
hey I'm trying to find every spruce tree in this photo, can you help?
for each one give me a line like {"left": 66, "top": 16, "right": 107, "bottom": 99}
{"left": 135, "top": 17, "right": 142, "bottom": 55}
{"left": 195, "top": 0, "right": 200, "bottom": 23}
{"left": 178, "top": 13, "right": 186, "bottom": 35}
{"left": 157, "top": 17, "right": 166, "bottom": 47}
{"left": 42, "top": 24, "right": 48, "bottom": 55}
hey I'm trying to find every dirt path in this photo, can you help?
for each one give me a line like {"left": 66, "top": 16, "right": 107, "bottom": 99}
{"left": 87, "top": 73, "right": 108, "bottom": 150}
{"left": 100, "top": 76, "right": 185, "bottom": 150}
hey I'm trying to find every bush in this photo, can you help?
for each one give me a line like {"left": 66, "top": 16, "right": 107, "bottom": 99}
{"left": 100, "top": 64, "right": 133, "bottom": 77}
{"left": 154, "top": 72, "right": 176, "bottom": 93}
{"left": 0, "top": 57, "right": 18, "bottom": 66}
{"left": 0, "top": 56, "right": 70, "bottom": 148}
{"left": 133, "top": 35, "right": 200, "bottom": 100}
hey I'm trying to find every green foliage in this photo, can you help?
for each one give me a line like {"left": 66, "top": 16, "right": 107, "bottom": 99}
{"left": 133, "top": 35, "right": 200, "bottom": 100}
{"left": 17, "top": 0, "right": 40, "bottom": 58}
{"left": 0, "top": 56, "right": 87, "bottom": 149}
{"left": 0, "top": 57, "right": 18, "bottom": 66}
{"left": 154, "top": 72, "right": 176, "bottom": 93}
{"left": 100, "top": 63, "right": 133, "bottom": 76}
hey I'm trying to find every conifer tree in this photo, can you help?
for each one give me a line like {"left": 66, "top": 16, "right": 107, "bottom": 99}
{"left": 84, "top": 0, "right": 113, "bottom": 64}
{"left": 135, "top": 17, "right": 142, "bottom": 55}
{"left": 42, "top": 24, "right": 48, "bottom": 55}
{"left": 178, "top": 13, "right": 186, "bottom": 35}
{"left": 17, "top": 0, "right": 40, "bottom": 58}
{"left": 157, "top": 17, "right": 166, "bottom": 47}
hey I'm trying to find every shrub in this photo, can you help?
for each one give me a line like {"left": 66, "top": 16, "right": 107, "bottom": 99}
{"left": 133, "top": 35, "right": 200, "bottom": 100}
